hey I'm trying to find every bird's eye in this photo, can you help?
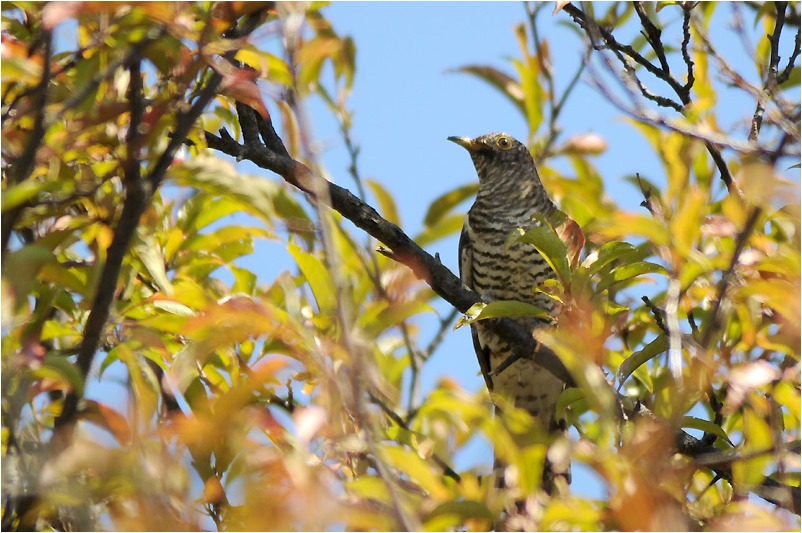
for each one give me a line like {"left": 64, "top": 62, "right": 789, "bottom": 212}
{"left": 496, "top": 136, "right": 512, "bottom": 150}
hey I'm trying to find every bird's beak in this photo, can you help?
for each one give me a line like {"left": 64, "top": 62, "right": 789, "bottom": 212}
{"left": 448, "top": 136, "right": 478, "bottom": 151}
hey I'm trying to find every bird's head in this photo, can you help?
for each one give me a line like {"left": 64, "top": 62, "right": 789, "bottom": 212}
{"left": 448, "top": 132, "right": 536, "bottom": 185}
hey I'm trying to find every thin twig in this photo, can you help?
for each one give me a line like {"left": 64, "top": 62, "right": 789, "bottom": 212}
{"left": 368, "top": 391, "right": 461, "bottom": 482}
{"left": 564, "top": 3, "right": 747, "bottom": 192}
{"left": 680, "top": 4, "right": 695, "bottom": 96}
{"left": 777, "top": 27, "right": 801, "bottom": 85}
{"left": 641, "top": 296, "right": 668, "bottom": 335}
{"left": 699, "top": 207, "right": 762, "bottom": 350}
{"left": 750, "top": 2, "right": 788, "bottom": 142}
{"left": 634, "top": 2, "right": 670, "bottom": 75}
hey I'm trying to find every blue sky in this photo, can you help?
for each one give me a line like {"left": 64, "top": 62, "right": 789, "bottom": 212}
{"left": 78, "top": 1, "right": 799, "bottom": 510}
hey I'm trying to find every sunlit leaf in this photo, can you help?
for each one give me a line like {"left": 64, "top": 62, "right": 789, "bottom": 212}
{"left": 452, "top": 65, "right": 525, "bottom": 114}
{"left": 422, "top": 182, "right": 478, "bottom": 228}
{"left": 517, "top": 223, "right": 570, "bottom": 284}
{"left": 134, "top": 232, "right": 173, "bottom": 295}
{"left": 287, "top": 241, "right": 337, "bottom": 313}
{"left": 680, "top": 416, "right": 733, "bottom": 447}
{"left": 31, "top": 354, "right": 85, "bottom": 395}
{"left": 618, "top": 335, "right": 667, "bottom": 387}
{"left": 455, "top": 300, "right": 551, "bottom": 329}
{"left": 366, "top": 179, "right": 401, "bottom": 226}
{"left": 82, "top": 400, "right": 132, "bottom": 446}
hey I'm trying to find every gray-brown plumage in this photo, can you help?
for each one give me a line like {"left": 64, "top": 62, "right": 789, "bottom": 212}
{"left": 450, "top": 133, "right": 569, "bottom": 496}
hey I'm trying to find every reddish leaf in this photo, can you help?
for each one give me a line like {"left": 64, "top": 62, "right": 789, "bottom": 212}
{"left": 82, "top": 400, "right": 132, "bottom": 445}
{"left": 219, "top": 66, "right": 270, "bottom": 119}
{"left": 556, "top": 215, "right": 585, "bottom": 270}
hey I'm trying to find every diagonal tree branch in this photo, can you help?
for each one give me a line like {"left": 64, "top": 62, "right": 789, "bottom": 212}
{"left": 205, "top": 105, "right": 800, "bottom": 515}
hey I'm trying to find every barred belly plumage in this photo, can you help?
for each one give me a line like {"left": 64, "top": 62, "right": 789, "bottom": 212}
{"left": 468, "top": 212, "right": 562, "bottom": 428}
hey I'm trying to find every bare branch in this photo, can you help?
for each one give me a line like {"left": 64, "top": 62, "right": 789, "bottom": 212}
{"left": 777, "top": 26, "right": 801, "bottom": 86}
{"left": 205, "top": 117, "right": 575, "bottom": 389}
{"left": 680, "top": 4, "right": 695, "bottom": 95}
{"left": 51, "top": 15, "right": 263, "bottom": 445}
{"left": 368, "top": 391, "right": 461, "bottom": 482}
{"left": 562, "top": 3, "right": 688, "bottom": 97}
{"left": 563, "top": 3, "right": 748, "bottom": 192}
{"left": 750, "top": 2, "right": 790, "bottom": 141}
{"left": 52, "top": 58, "right": 148, "bottom": 439}
{"left": 634, "top": 2, "right": 671, "bottom": 74}
{"left": 641, "top": 296, "right": 668, "bottom": 335}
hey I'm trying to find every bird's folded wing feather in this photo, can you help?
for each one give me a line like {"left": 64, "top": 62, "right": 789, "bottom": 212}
{"left": 459, "top": 218, "right": 494, "bottom": 391}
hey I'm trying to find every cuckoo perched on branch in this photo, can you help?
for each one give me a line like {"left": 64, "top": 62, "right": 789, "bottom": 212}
{"left": 451, "top": 133, "right": 571, "bottom": 502}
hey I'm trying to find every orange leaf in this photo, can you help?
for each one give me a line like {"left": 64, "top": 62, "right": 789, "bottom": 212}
{"left": 219, "top": 67, "right": 270, "bottom": 119}
{"left": 556, "top": 216, "right": 585, "bottom": 270}
{"left": 203, "top": 475, "right": 226, "bottom": 504}
{"left": 82, "top": 400, "right": 132, "bottom": 446}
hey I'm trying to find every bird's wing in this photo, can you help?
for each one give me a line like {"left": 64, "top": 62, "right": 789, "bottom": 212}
{"left": 459, "top": 217, "right": 494, "bottom": 391}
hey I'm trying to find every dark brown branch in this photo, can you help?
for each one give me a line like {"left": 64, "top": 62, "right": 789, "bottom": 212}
{"left": 634, "top": 2, "right": 670, "bottom": 75}
{"left": 562, "top": 3, "right": 742, "bottom": 192}
{"left": 641, "top": 295, "right": 668, "bottom": 335}
{"left": 562, "top": 3, "right": 687, "bottom": 97}
{"left": 52, "top": 60, "right": 148, "bottom": 438}
{"left": 1, "top": 30, "right": 52, "bottom": 262}
{"left": 777, "top": 27, "right": 801, "bottom": 85}
{"left": 750, "top": 2, "right": 789, "bottom": 141}
{"left": 208, "top": 103, "right": 801, "bottom": 516}
{"left": 205, "top": 113, "right": 575, "bottom": 390}
{"left": 680, "top": 4, "right": 695, "bottom": 96}
{"left": 627, "top": 400, "right": 800, "bottom": 515}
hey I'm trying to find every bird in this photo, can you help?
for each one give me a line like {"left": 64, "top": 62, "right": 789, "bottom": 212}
{"left": 449, "top": 132, "right": 570, "bottom": 504}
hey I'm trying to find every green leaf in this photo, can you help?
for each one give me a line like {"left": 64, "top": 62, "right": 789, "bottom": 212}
{"left": 1, "top": 179, "right": 60, "bottom": 211}
{"left": 580, "top": 241, "right": 639, "bottom": 278}
{"left": 597, "top": 261, "right": 668, "bottom": 292}
{"left": 366, "top": 179, "right": 400, "bottom": 226}
{"left": 455, "top": 300, "right": 551, "bottom": 329}
{"left": 451, "top": 65, "right": 525, "bottom": 115}
{"left": 556, "top": 387, "right": 586, "bottom": 419}
{"left": 287, "top": 241, "right": 337, "bottom": 313}
{"left": 169, "top": 155, "right": 307, "bottom": 233}
{"left": 360, "top": 300, "right": 434, "bottom": 339}
{"left": 153, "top": 300, "right": 195, "bottom": 316}
{"left": 381, "top": 446, "right": 447, "bottom": 499}
{"left": 32, "top": 355, "right": 85, "bottom": 396}
{"left": 115, "top": 344, "right": 160, "bottom": 422}
{"left": 425, "top": 500, "right": 495, "bottom": 523}
{"left": 733, "top": 408, "right": 774, "bottom": 489}
{"left": 230, "top": 265, "right": 257, "bottom": 295}
{"left": 423, "top": 182, "right": 478, "bottom": 227}
{"left": 618, "top": 335, "right": 667, "bottom": 387}
{"left": 680, "top": 416, "right": 734, "bottom": 447}
{"left": 516, "top": 224, "right": 569, "bottom": 283}
{"left": 134, "top": 232, "right": 173, "bottom": 295}
{"left": 414, "top": 213, "right": 465, "bottom": 247}
{"left": 185, "top": 195, "right": 246, "bottom": 234}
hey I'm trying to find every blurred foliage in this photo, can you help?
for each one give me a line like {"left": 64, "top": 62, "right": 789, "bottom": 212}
{"left": 2, "top": 1, "right": 800, "bottom": 531}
